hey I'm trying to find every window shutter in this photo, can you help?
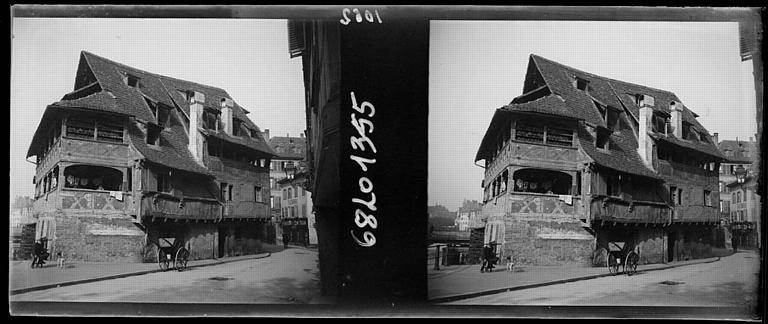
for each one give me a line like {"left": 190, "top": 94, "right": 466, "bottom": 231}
{"left": 287, "top": 21, "right": 306, "bottom": 58}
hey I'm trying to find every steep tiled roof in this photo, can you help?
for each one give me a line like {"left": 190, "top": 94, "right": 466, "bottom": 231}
{"left": 477, "top": 55, "right": 723, "bottom": 179}
{"left": 29, "top": 51, "right": 275, "bottom": 173}
{"left": 127, "top": 121, "right": 212, "bottom": 176}
{"left": 718, "top": 140, "right": 759, "bottom": 163}
{"left": 268, "top": 136, "right": 306, "bottom": 159}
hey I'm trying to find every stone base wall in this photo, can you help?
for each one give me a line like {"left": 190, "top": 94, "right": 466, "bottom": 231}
{"left": 503, "top": 219, "right": 593, "bottom": 266}
{"left": 48, "top": 212, "right": 145, "bottom": 262}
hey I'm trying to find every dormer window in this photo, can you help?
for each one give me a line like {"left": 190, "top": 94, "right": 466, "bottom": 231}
{"left": 124, "top": 73, "right": 141, "bottom": 88}
{"left": 146, "top": 124, "right": 161, "bottom": 146}
{"left": 652, "top": 113, "right": 669, "bottom": 134}
{"left": 596, "top": 128, "right": 610, "bottom": 149}
{"left": 233, "top": 119, "right": 243, "bottom": 136}
{"left": 574, "top": 76, "right": 590, "bottom": 91}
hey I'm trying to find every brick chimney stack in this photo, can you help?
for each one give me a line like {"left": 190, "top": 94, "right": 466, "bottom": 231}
{"left": 263, "top": 129, "right": 270, "bottom": 141}
{"left": 713, "top": 132, "right": 719, "bottom": 145}
{"left": 221, "top": 98, "right": 234, "bottom": 135}
{"left": 638, "top": 98, "right": 655, "bottom": 170}
{"left": 670, "top": 100, "right": 683, "bottom": 138}
{"left": 188, "top": 91, "right": 206, "bottom": 164}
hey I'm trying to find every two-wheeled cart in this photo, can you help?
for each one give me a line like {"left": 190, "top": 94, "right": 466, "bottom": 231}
{"left": 157, "top": 237, "right": 190, "bottom": 271}
{"left": 605, "top": 241, "right": 639, "bottom": 276}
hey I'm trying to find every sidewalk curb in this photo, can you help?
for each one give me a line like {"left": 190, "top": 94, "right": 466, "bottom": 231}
{"left": 429, "top": 257, "right": 721, "bottom": 304}
{"left": 10, "top": 252, "right": 272, "bottom": 296}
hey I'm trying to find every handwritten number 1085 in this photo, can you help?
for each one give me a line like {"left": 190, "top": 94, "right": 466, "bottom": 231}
{"left": 340, "top": 8, "right": 382, "bottom": 25}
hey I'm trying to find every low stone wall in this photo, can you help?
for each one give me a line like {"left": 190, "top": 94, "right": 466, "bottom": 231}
{"left": 51, "top": 212, "right": 145, "bottom": 262}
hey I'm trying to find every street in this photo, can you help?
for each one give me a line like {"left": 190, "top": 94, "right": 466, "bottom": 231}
{"left": 11, "top": 249, "right": 322, "bottom": 304}
{"left": 446, "top": 250, "right": 760, "bottom": 312}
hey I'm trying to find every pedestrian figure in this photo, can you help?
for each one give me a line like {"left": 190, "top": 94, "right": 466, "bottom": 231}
{"left": 31, "top": 239, "right": 48, "bottom": 268}
{"left": 480, "top": 244, "right": 497, "bottom": 273}
{"left": 282, "top": 232, "right": 289, "bottom": 249}
{"left": 732, "top": 238, "right": 738, "bottom": 253}
{"left": 57, "top": 251, "right": 66, "bottom": 269}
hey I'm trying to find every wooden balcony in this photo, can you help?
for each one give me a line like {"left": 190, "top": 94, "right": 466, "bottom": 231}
{"left": 140, "top": 191, "right": 221, "bottom": 221}
{"left": 590, "top": 195, "right": 671, "bottom": 225}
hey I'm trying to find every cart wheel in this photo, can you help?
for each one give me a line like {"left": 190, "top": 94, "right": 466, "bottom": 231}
{"left": 607, "top": 253, "right": 620, "bottom": 275}
{"left": 158, "top": 249, "right": 170, "bottom": 271}
{"left": 625, "top": 251, "right": 639, "bottom": 276}
{"left": 175, "top": 247, "right": 189, "bottom": 271}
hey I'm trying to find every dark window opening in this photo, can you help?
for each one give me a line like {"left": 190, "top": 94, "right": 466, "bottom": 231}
{"left": 513, "top": 168, "right": 572, "bottom": 195}
{"left": 606, "top": 108, "right": 620, "bottom": 131}
{"left": 126, "top": 167, "right": 132, "bottom": 191}
{"left": 64, "top": 164, "right": 123, "bottom": 191}
{"left": 254, "top": 186, "right": 262, "bottom": 202}
{"left": 157, "top": 107, "right": 170, "bottom": 128}
{"left": 658, "top": 146, "right": 670, "bottom": 161}
{"left": 233, "top": 119, "right": 243, "bottom": 136}
{"left": 605, "top": 173, "right": 620, "bottom": 197}
{"left": 704, "top": 190, "right": 712, "bottom": 206}
{"left": 156, "top": 171, "right": 171, "bottom": 193}
{"left": 207, "top": 139, "right": 220, "bottom": 157}
{"left": 221, "top": 182, "right": 229, "bottom": 201}
{"left": 228, "top": 184, "right": 234, "bottom": 201}
{"left": 575, "top": 77, "right": 590, "bottom": 91}
{"left": 596, "top": 129, "right": 610, "bottom": 149}
{"left": 203, "top": 111, "right": 219, "bottom": 130}
{"left": 146, "top": 124, "right": 161, "bottom": 146}
{"left": 516, "top": 123, "right": 545, "bottom": 143}
{"left": 652, "top": 113, "right": 668, "bottom": 133}
{"left": 125, "top": 74, "right": 140, "bottom": 88}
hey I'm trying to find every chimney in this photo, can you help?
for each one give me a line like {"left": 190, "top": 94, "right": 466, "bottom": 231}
{"left": 713, "top": 132, "right": 719, "bottom": 145}
{"left": 749, "top": 136, "right": 753, "bottom": 142}
{"left": 263, "top": 129, "right": 270, "bottom": 141}
{"left": 638, "top": 103, "right": 654, "bottom": 170}
{"left": 300, "top": 133, "right": 304, "bottom": 138}
{"left": 670, "top": 100, "right": 683, "bottom": 138}
{"left": 220, "top": 98, "right": 234, "bottom": 135}
{"left": 188, "top": 91, "right": 205, "bottom": 164}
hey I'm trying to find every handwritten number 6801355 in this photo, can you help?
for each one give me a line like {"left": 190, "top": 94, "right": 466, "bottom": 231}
{"left": 340, "top": 8, "right": 382, "bottom": 25}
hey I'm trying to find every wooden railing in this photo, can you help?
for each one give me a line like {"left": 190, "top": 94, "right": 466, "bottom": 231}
{"left": 140, "top": 192, "right": 221, "bottom": 221}
{"left": 590, "top": 196, "right": 671, "bottom": 224}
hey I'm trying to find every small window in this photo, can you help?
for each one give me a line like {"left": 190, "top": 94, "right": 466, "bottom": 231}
{"left": 606, "top": 109, "right": 619, "bottom": 131}
{"left": 96, "top": 123, "right": 124, "bottom": 143}
{"left": 574, "top": 77, "right": 590, "bottom": 91}
{"left": 125, "top": 74, "right": 140, "bottom": 88}
{"left": 704, "top": 190, "right": 712, "bottom": 207}
{"left": 516, "top": 123, "right": 545, "bottom": 143}
{"left": 670, "top": 186, "right": 678, "bottom": 206}
{"left": 146, "top": 124, "right": 161, "bottom": 146}
{"left": 546, "top": 126, "right": 573, "bottom": 147}
{"left": 302, "top": 205, "right": 307, "bottom": 218}
{"left": 66, "top": 119, "right": 95, "bottom": 140}
{"left": 221, "top": 183, "right": 229, "bottom": 201}
{"left": 596, "top": 129, "right": 610, "bottom": 149}
{"left": 156, "top": 171, "right": 171, "bottom": 193}
{"left": 207, "top": 139, "right": 220, "bottom": 157}
{"left": 228, "top": 184, "right": 234, "bottom": 201}
{"left": 254, "top": 186, "right": 262, "bottom": 202}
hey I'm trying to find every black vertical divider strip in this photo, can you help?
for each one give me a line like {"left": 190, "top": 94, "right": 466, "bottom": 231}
{"left": 338, "top": 19, "right": 429, "bottom": 305}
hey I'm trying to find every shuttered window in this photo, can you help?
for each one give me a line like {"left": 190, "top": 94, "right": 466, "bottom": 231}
{"left": 516, "top": 123, "right": 545, "bottom": 143}
{"left": 287, "top": 21, "right": 305, "bottom": 58}
{"left": 547, "top": 126, "right": 573, "bottom": 147}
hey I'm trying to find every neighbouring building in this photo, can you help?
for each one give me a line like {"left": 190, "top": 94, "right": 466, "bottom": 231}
{"left": 725, "top": 163, "right": 761, "bottom": 249}
{"left": 26, "top": 51, "right": 276, "bottom": 262}
{"left": 266, "top": 132, "right": 308, "bottom": 244}
{"left": 717, "top": 137, "right": 759, "bottom": 218}
{"left": 10, "top": 196, "right": 36, "bottom": 260}
{"left": 475, "top": 55, "right": 725, "bottom": 266}
{"left": 277, "top": 171, "right": 317, "bottom": 247}
{"left": 456, "top": 199, "right": 482, "bottom": 231}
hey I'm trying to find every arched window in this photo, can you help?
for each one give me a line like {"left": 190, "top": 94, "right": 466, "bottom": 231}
{"left": 512, "top": 168, "right": 572, "bottom": 195}
{"left": 63, "top": 164, "right": 123, "bottom": 191}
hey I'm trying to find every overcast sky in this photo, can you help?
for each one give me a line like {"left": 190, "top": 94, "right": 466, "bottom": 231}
{"left": 429, "top": 21, "right": 758, "bottom": 211}
{"left": 10, "top": 18, "right": 306, "bottom": 202}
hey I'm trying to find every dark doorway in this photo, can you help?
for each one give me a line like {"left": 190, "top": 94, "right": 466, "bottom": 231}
{"left": 667, "top": 231, "right": 676, "bottom": 262}
{"left": 218, "top": 225, "right": 226, "bottom": 258}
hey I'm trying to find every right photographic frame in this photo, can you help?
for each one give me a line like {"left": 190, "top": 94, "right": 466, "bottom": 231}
{"left": 427, "top": 11, "right": 763, "bottom": 320}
